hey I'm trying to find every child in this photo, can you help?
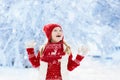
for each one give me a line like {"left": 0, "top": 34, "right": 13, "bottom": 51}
{"left": 25, "top": 23, "right": 88, "bottom": 80}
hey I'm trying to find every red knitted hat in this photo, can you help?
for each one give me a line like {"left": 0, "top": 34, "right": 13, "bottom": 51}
{"left": 43, "top": 23, "right": 62, "bottom": 41}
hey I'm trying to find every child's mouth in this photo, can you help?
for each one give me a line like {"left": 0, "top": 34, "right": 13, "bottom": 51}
{"left": 56, "top": 35, "right": 61, "bottom": 37}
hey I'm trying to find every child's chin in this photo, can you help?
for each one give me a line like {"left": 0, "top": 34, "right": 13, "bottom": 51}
{"left": 56, "top": 39, "right": 62, "bottom": 42}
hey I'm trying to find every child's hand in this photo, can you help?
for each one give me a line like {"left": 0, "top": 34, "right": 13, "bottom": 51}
{"left": 78, "top": 45, "right": 89, "bottom": 56}
{"left": 25, "top": 40, "right": 36, "bottom": 48}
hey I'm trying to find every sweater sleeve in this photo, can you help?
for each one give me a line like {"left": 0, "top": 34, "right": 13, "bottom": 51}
{"left": 26, "top": 48, "right": 40, "bottom": 68}
{"left": 67, "top": 53, "right": 84, "bottom": 71}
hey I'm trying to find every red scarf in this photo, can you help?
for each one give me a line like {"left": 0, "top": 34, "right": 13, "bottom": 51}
{"left": 41, "top": 41, "right": 65, "bottom": 63}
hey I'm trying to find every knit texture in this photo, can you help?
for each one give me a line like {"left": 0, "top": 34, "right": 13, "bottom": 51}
{"left": 43, "top": 23, "right": 61, "bottom": 41}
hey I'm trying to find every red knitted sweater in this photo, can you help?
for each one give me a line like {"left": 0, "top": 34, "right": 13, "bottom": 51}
{"left": 26, "top": 41, "right": 84, "bottom": 80}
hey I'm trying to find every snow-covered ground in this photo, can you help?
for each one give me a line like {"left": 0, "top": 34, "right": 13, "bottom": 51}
{"left": 0, "top": 0, "right": 120, "bottom": 80}
{"left": 0, "top": 57, "right": 120, "bottom": 80}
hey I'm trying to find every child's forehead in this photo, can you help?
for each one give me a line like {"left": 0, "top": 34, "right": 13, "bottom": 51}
{"left": 53, "top": 26, "right": 62, "bottom": 30}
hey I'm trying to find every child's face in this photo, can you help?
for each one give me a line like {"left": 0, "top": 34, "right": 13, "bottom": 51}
{"left": 51, "top": 27, "right": 63, "bottom": 43}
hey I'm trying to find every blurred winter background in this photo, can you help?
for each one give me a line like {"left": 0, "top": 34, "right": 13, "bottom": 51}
{"left": 0, "top": 0, "right": 120, "bottom": 80}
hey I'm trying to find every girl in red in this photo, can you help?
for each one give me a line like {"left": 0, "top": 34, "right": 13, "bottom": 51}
{"left": 26, "top": 23, "right": 88, "bottom": 80}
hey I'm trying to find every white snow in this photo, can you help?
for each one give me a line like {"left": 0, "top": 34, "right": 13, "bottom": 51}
{"left": 0, "top": 57, "right": 120, "bottom": 80}
{"left": 0, "top": 0, "right": 120, "bottom": 80}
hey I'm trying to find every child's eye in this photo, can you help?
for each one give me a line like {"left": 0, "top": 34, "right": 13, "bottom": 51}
{"left": 59, "top": 30, "right": 62, "bottom": 32}
{"left": 53, "top": 29, "right": 62, "bottom": 32}
{"left": 54, "top": 30, "right": 57, "bottom": 32}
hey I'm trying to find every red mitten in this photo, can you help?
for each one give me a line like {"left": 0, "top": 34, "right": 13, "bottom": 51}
{"left": 26, "top": 48, "right": 34, "bottom": 55}
{"left": 26, "top": 48, "right": 40, "bottom": 68}
{"left": 67, "top": 54, "right": 84, "bottom": 71}
{"left": 75, "top": 54, "right": 84, "bottom": 64}
{"left": 29, "top": 56, "right": 40, "bottom": 68}
{"left": 67, "top": 60, "right": 79, "bottom": 71}
{"left": 67, "top": 54, "right": 79, "bottom": 71}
